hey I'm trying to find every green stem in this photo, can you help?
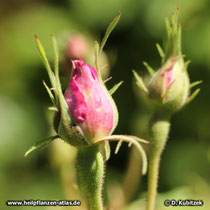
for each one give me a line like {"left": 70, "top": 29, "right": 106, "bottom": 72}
{"left": 146, "top": 112, "right": 171, "bottom": 210}
{"left": 76, "top": 146, "right": 104, "bottom": 210}
{"left": 122, "top": 147, "right": 142, "bottom": 205}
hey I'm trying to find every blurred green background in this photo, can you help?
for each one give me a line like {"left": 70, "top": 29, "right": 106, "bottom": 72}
{"left": 0, "top": 0, "right": 210, "bottom": 209}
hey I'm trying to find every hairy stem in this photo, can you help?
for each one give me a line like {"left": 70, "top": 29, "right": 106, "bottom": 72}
{"left": 146, "top": 112, "right": 171, "bottom": 210}
{"left": 76, "top": 146, "right": 104, "bottom": 210}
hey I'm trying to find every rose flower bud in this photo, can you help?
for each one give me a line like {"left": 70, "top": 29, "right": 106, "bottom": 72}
{"left": 133, "top": 9, "right": 201, "bottom": 113}
{"left": 64, "top": 59, "right": 118, "bottom": 143}
{"left": 148, "top": 56, "right": 190, "bottom": 111}
{"left": 28, "top": 26, "right": 148, "bottom": 176}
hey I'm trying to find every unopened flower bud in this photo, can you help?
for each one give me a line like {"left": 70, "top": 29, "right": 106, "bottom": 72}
{"left": 133, "top": 9, "right": 200, "bottom": 113}
{"left": 148, "top": 56, "right": 190, "bottom": 111}
{"left": 64, "top": 59, "right": 118, "bottom": 143}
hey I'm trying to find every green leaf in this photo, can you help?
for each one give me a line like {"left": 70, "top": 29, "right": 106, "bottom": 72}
{"left": 24, "top": 135, "right": 59, "bottom": 157}
{"left": 132, "top": 70, "right": 148, "bottom": 94}
{"left": 190, "top": 81, "right": 202, "bottom": 89}
{"left": 109, "top": 81, "right": 124, "bottom": 95}
{"left": 143, "top": 61, "right": 155, "bottom": 76}
{"left": 42, "top": 80, "right": 56, "bottom": 107}
{"left": 99, "top": 13, "right": 121, "bottom": 54}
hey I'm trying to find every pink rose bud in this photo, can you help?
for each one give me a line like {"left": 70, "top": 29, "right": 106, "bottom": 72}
{"left": 148, "top": 56, "right": 190, "bottom": 111}
{"left": 64, "top": 59, "right": 117, "bottom": 143}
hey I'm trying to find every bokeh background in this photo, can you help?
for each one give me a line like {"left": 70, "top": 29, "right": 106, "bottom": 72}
{"left": 0, "top": 0, "right": 210, "bottom": 209}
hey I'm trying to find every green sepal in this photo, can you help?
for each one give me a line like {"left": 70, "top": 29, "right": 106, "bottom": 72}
{"left": 24, "top": 135, "right": 59, "bottom": 157}
{"left": 165, "top": 16, "right": 172, "bottom": 38}
{"left": 164, "top": 8, "right": 182, "bottom": 60}
{"left": 95, "top": 41, "right": 100, "bottom": 73}
{"left": 190, "top": 80, "right": 203, "bottom": 89}
{"left": 34, "top": 35, "right": 57, "bottom": 95}
{"left": 132, "top": 70, "right": 148, "bottom": 94}
{"left": 182, "top": 88, "right": 200, "bottom": 108}
{"left": 94, "top": 57, "right": 119, "bottom": 139}
{"left": 58, "top": 120, "right": 90, "bottom": 147}
{"left": 95, "top": 135, "right": 149, "bottom": 175}
{"left": 103, "top": 76, "right": 112, "bottom": 84}
{"left": 99, "top": 13, "right": 121, "bottom": 54}
{"left": 99, "top": 141, "right": 111, "bottom": 161}
{"left": 114, "top": 140, "right": 123, "bottom": 154}
{"left": 109, "top": 81, "right": 124, "bottom": 95}
{"left": 143, "top": 61, "right": 155, "bottom": 76}
{"left": 42, "top": 80, "right": 56, "bottom": 107}
{"left": 92, "top": 14, "right": 121, "bottom": 138}
{"left": 49, "top": 35, "right": 71, "bottom": 126}
{"left": 51, "top": 35, "right": 59, "bottom": 81}
{"left": 48, "top": 106, "right": 58, "bottom": 112}
{"left": 161, "top": 80, "right": 175, "bottom": 102}
{"left": 185, "top": 60, "right": 191, "bottom": 69}
{"left": 35, "top": 35, "right": 89, "bottom": 147}
{"left": 156, "top": 43, "right": 165, "bottom": 64}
